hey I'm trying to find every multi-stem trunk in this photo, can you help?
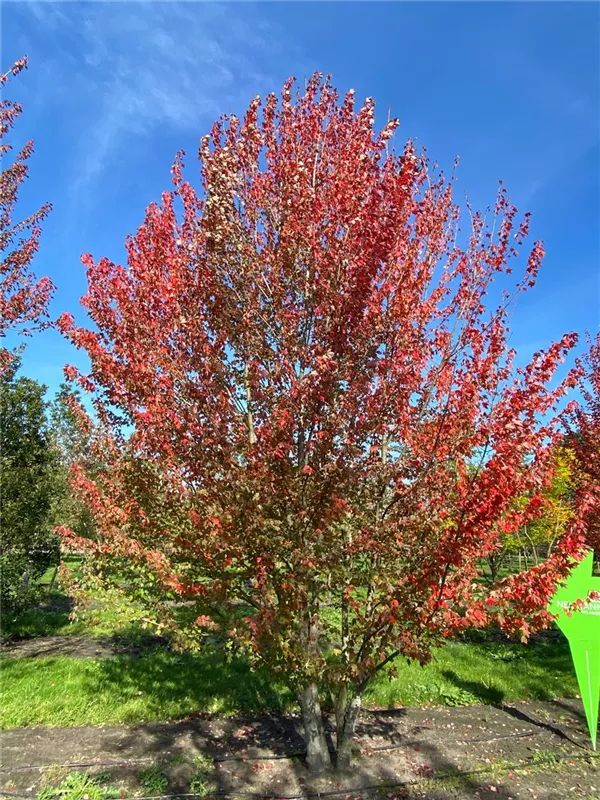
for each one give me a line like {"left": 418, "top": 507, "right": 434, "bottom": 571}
{"left": 298, "top": 681, "right": 331, "bottom": 773}
{"left": 299, "top": 683, "right": 363, "bottom": 773}
{"left": 334, "top": 685, "right": 362, "bottom": 770}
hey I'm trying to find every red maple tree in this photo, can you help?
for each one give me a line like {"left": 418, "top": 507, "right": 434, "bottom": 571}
{"left": 58, "top": 76, "right": 587, "bottom": 772}
{"left": 1, "top": 56, "right": 53, "bottom": 375}
{"left": 569, "top": 333, "right": 600, "bottom": 553}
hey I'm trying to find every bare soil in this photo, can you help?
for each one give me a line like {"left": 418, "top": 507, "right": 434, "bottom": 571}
{"left": 1, "top": 699, "right": 598, "bottom": 799}
{"left": 1, "top": 634, "right": 168, "bottom": 660}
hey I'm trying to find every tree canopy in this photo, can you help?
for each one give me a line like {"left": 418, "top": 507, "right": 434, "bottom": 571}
{"left": 58, "top": 75, "right": 587, "bottom": 771}
{"left": 0, "top": 363, "right": 60, "bottom": 610}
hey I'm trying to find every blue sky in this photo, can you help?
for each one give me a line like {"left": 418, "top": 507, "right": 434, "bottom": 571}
{"left": 2, "top": 0, "right": 599, "bottom": 398}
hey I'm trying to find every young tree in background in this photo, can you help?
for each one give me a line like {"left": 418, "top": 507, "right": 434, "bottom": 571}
{"left": 525, "top": 446, "right": 577, "bottom": 560}
{"left": 485, "top": 445, "right": 577, "bottom": 579}
{"left": 58, "top": 76, "right": 587, "bottom": 772}
{"left": 0, "top": 362, "right": 60, "bottom": 611}
{"left": 49, "top": 383, "right": 96, "bottom": 545}
{"left": 0, "top": 56, "right": 53, "bottom": 375}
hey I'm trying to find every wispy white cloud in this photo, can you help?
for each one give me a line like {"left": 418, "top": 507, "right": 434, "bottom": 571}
{"left": 15, "top": 1, "right": 304, "bottom": 193}
{"left": 508, "top": 51, "right": 598, "bottom": 205}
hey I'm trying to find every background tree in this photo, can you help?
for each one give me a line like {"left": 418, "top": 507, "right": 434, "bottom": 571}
{"left": 58, "top": 75, "right": 585, "bottom": 773}
{"left": 486, "top": 445, "right": 577, "bottom": 579}
{"left": 49, "top": 383, "right": 96, "bottom": 547}
{"left": 0, "top": 362, "right": 60, "bottom": 611}
{"left": 1, "top": 56, "right": 53, "bottom": 375}
{"left": 525, "top": 446, "right": 576, "bottom": 559}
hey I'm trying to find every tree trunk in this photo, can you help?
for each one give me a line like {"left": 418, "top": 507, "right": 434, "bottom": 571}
{"left": 334, "top": 686, "right": 362, "bottom": 770}
{"left": 298, "top": 682, "right": 331, "bottom": 773}
{"left": 47, "top": 565, "right": 59, "bottom": 592}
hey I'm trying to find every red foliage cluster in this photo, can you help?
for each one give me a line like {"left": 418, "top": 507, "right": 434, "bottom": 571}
{"left": 569, "top": 333, "right": 600, "bottom": 552}
{"left": 1, "top": 56, "right": 53, "bottom": 374}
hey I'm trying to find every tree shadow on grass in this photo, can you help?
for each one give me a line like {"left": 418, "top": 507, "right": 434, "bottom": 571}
{"left": 442, "top": 636, "right": 576, "bottom": 708}
{"left": 516, "top": 636, "right": 575, "bottom": 680}
{"left": 87, "top": 633, "right": 293, "bottom": 721}
{"left": 0, "top": 592, "right": 73, "bottom": 641}
{"left": 441, "top": 670, "right": 506, "bottom": 706}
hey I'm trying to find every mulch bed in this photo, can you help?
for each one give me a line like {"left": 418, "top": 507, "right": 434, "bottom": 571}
{"left": 1, "top": 699, "right": 598, "bottom": 799}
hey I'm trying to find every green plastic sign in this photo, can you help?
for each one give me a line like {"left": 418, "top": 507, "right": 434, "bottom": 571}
{"left": 548, "top": 549, "right": 600, "bottom": 749}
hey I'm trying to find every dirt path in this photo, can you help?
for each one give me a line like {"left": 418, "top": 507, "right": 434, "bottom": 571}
{"left": 2, "top": 699, "right": 598, "bottom": 799}
{"left": 1, "top": 634, "right": 168, "bottom": 660}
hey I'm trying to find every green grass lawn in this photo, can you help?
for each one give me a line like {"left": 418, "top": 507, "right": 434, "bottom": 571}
{"left": 1, "top": 562, "right": 579, "bottom": 730}
{"left": 37, "top": 556, "right": 83, "bottom": 586}
{"left": 0, "top": 591, "right": 142, "bottom": 640}
{"left": 0, "top": 636, "right": 577, "bottom": 729}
